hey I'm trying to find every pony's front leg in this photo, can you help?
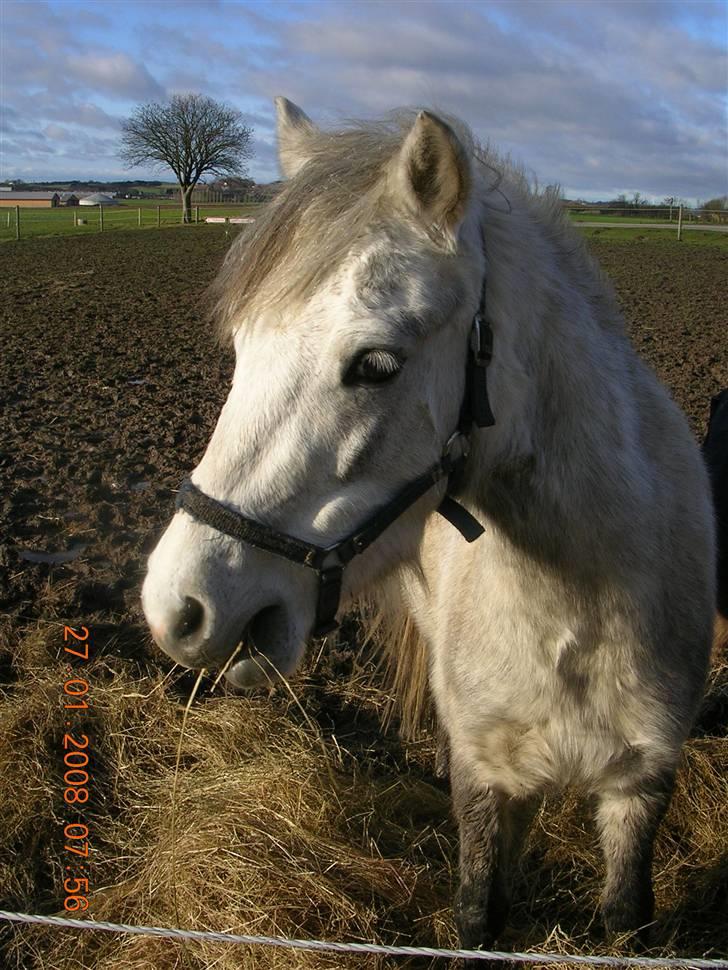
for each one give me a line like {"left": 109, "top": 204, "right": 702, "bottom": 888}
{"left": 595, "top": 771, "right": 675, "bottom": 944}
{"left": 451, "top": 761, "right": 539, "bottom": 955}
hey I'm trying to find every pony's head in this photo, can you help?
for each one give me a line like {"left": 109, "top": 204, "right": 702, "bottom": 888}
{"left": 142, "top": 99, "right": 486, "bottom": 687}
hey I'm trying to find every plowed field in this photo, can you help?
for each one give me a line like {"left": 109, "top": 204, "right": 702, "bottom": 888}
{"left": 1, "top": 228, "right": 726, "bottom": 969}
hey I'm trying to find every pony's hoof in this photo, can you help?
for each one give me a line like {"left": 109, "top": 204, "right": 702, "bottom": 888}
{"left": 455, "top": 903, "right": 493, "bottom": 952}
{"left": 601, "top": 896, "right": 654, "bottom": 950}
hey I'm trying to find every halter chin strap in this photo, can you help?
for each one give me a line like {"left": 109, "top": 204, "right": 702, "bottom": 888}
{"left": 175, "top": 301, "right": 495, "bottom": 636}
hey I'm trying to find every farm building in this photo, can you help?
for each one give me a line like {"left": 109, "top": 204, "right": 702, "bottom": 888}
{"left": 59, "top": 192, "right": 79, "bottom": 206}
{"left": 79, "top": 193, "right": 118, "bottom": 206}
{"left": 0, "top": 191, "right": 60, "bottom": 208}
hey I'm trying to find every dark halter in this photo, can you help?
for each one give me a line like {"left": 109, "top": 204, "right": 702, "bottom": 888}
{"left": 176, "top": 282, "right": 495, "bottom": 637}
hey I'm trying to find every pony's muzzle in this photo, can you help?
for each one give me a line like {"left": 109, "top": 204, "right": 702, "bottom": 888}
{"left": 141, "top": 553, "right": 300, "bottom": 686}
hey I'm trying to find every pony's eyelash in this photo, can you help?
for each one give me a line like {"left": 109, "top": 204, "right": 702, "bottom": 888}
{"left": 366, "top": 350, "right": 402, "bottom": 375}
{"left": 342, "top": 349, "right": 404, "bottom": 386}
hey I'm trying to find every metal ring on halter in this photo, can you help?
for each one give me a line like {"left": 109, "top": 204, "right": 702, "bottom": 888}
{"left": 443, "top": 430, "right": 471, "bottom": 464}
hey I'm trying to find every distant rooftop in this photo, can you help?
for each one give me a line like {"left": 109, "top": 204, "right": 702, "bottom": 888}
{"left": 0, "top": 190, "right": 59, "bottom": 200}
{"left": 79, "top": 193, "right": 117, "bottom": 205}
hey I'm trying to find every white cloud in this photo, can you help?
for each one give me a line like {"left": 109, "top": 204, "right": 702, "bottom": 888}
{"left": 43, "top": 124, "right": 71, "bottom": 141}
{"left": 1, "top": 0, "right": 725, "bottom": 200}
{"left": 253, "top": 1, "right": 725, "bottom": 200}
{"left": 65, "top": 53, "right": 164, "bottom": 101}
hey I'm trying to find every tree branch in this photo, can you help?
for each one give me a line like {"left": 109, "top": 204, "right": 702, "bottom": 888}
{"left": 119, "top": 94, "right": 253, "bottom": 195}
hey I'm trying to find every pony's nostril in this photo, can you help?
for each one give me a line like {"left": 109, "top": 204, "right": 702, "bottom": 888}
{"left": 173, "top": 596, "right": 205, "bottom": 640}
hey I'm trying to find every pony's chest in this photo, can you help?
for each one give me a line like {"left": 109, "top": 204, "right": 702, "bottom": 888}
{"left": 438, "top": 605, "right": 653, "bottom": 796}
{"left": 462, "top": 711, "right": 647, "bottom": 797}
{"left": 417, "top": 524, "right": 662, "bottom": 794}
{"left": 454, "top": 633, "right": 653, "bottom": 796}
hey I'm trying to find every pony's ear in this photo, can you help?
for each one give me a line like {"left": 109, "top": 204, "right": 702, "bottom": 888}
{"left": 394, "top": 111, "right": 471, "bottom": 233}
{"left": 275, "top": 96, "right": 318, "bottom": 179}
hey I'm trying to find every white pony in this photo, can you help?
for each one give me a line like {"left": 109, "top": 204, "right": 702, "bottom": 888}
{"left": 142, "top": 99, "right": 716, "bottom": 953}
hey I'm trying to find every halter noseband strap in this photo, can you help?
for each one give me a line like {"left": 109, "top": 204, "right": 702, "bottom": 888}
{"left": 175, "top": 292, "right": 495, "bottom": 637}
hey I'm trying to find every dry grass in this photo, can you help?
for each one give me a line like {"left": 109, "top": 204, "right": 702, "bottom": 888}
{"left": 0, "top": 613, "right": 726, "bottom": 969}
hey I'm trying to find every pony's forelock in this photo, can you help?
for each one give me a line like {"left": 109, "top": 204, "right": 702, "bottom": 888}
{"left": 207, "top": 110, "right": 509, "bottom": 341}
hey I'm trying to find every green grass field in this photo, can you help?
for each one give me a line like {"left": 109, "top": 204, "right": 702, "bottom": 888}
{"left": 570, "top": 212, "right": 672, "bottom": 224}
{"left": 2, "top": 202, "right": 726, "bottom": 245}
{"left": 580, "top": 226, "right": 728, "bottom": 245}
{"left": 0, "top": 201, "right": 264, "bottom": 241}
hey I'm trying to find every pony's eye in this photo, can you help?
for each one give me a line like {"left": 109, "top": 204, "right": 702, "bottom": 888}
{"left": 343, "top": 350, "right": 404, "bottom": 386}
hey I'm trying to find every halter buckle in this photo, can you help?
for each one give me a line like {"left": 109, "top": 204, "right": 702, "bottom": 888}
{"left": 468, "top": 314, "right": 496, "bottom": 429}
{"left": 471, "top": 314, "right": 493, "bottom": 366}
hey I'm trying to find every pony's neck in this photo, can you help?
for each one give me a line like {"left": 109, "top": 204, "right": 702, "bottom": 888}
{"left": 463, "top": 180, "right": 640, "bottom": 576}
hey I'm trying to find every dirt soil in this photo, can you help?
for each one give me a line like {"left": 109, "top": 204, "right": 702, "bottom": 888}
{"left": 2, "top": 231, "right": 725, "bottom": 633}
{"left": 1, "top": 228, "right": 726, "bottom": 968}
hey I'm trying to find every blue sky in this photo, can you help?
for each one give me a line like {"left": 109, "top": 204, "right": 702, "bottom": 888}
{"left": 1, "top": 0, "right": 726, "bottom": 203}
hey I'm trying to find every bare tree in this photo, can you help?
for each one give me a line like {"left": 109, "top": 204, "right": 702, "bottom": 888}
{"left": 120, "top": 94, "right": 253, "bottom": 223}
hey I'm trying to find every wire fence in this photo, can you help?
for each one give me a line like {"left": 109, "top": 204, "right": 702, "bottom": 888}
{"left": 566, "top": 206, "right": 728, "bottom": 224}
{"left": 565, "top": 206, "right": 728, "bottom": 239}
{"left": 2, "top": 910, "right": 726, "bottom": 967}
{"left": 2, "top": 202, "right": 727, "bottom": 243}
{"left": 0, "top": 202, "right": 266, "bottom": 241}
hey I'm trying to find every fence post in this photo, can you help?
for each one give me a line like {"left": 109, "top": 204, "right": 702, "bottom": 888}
{"left": 15, "top": 205, "right": 20, "bottom": 240}
{"left": 677, "top": 205, "right": 683, "bottom": 242}
{"left": 138, "top": 207, "right": 142, "bottom": 227}
{"left": 157, "top": 205, "right": 161, "bottom": 228}
{"left": 195, "top": 205, "right": 199, "bottom": 224}
{"left": 99, "top": 204, "right": 104, "bottom": 232}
